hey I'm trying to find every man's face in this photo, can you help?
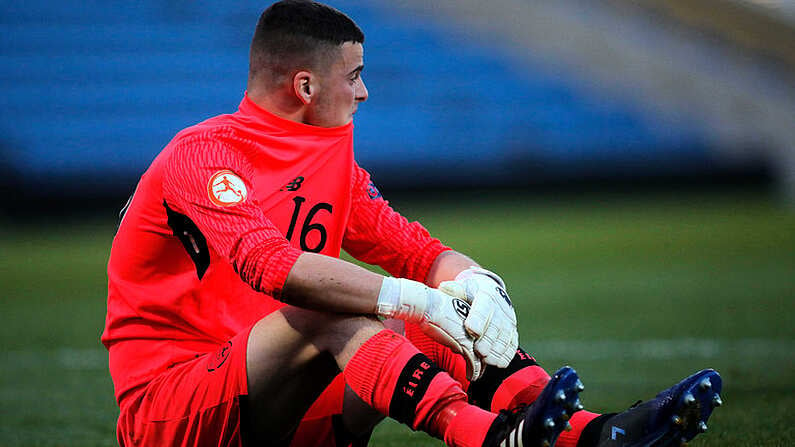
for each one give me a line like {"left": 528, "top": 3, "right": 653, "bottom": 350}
{"left": 307, "top": 42, "right": 368, "bottom": 127}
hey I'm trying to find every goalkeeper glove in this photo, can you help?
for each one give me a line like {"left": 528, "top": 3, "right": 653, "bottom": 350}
{"left": 440, "top": 267, "right": 518, "bottom": 369}
{"left": 376, "top": 277, "right": 483, "bottom": 380}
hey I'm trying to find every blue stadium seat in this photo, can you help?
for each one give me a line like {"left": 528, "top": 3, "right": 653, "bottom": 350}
{"left": 0, "top": 0, "right": 709, "bottom": 190}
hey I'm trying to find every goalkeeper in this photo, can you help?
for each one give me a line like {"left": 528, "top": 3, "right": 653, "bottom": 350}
{"left": 101, "top": 1, "right": 722, "bottom": 447}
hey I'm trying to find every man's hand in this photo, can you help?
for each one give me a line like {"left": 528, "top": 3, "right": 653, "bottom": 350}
{"left": 419, "top": 291, "right": 483, "bottom": 380}
{"left": 441, "top": 267, "right": 518, "bottom": 369}
{"left": 376, "top": 277, "right": 483, "bottom": 380}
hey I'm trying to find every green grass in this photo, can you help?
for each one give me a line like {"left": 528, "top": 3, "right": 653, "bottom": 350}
{"left": 1, "top": 191, "right": 793, "bottom": 446}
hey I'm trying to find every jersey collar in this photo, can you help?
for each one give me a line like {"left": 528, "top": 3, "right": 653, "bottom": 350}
{"left": 237, "top": 92, "right": 354, "bottom": 137}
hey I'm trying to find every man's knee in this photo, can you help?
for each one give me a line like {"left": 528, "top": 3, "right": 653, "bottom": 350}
{"left": 243, "top": 308, "right": 386, "bottom": 443}
{"left": 249, "top": 306, "right": 381, "bottom": 354}
{"left": 246, "top": 307, "right": 385, "bottom": 397}
{"left": 274, "top": 306, "right": 384, "bottom": 364}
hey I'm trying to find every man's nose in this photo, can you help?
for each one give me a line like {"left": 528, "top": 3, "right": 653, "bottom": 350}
{"left": 356, "top": 78, "right": 368, "bottom": 102}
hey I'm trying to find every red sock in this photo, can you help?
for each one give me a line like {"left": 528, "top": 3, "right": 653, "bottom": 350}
{"left": 407, "top": 325, "right": 560, "bottom": 413}
{"left": 344, "top": 330, "right": 496, "bottom": 447}
{"left": 489, "top": 364, "right": 551, "bottom": 412}
{"left": 556, "top": 411, "right": 602, "bottom": 447}
{"left": 404, "top": 322, "right": 470, "bottom": 387}
{"left": 469, "top": 349, "right": 603, "bottom": 447}
{"left": 465, "top": 348, "right": 549, "bottom": 411}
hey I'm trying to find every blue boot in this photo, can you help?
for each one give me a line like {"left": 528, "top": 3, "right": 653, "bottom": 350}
{"left": 483, "top": 366, "right": 585, "bottom": 447}
{"left": 584, "top": 369, "right": 722, "bottom": 447}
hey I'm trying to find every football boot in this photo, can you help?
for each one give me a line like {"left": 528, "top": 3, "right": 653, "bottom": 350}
{"left": 483, "top": 366, "right": 584, "bottom": 447}
{"left": 585, "top": 369, "right": 722, "bottom": 447}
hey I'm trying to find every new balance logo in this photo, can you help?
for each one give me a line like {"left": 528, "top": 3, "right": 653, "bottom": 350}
{"left": 611, "top": 426, "right": 625, "bottom": 440}
{"left": 281, "top": 176, "right": 304, "bottom": 192}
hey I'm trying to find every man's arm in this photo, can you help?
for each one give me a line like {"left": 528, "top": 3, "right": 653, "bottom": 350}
{"left": 162, "top": 142, "right": 484, "bottom": 374}
{"left": 281, "top": 252, "right": 382, "bottom": 313}
{"left": 342, "top": 164, "right": 451, "bottom": 283}
{"left": 284, "top": 251, "right": 485, "bottom": 379}
{"left": 341, "top": 165, "right": 517, "bottom": 368}
{"left": 425, "top": 250, "right": 479, "bottom": 287}
{"left": 428, "top": 251, "right": 520, "bottom": 370}
{"left": 280, "top": 249, "right": 482, "bottom": 316}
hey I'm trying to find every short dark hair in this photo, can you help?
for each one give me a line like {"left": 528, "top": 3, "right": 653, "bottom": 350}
{"left": 249, "top": 0, "right": 364, "bottom": 85}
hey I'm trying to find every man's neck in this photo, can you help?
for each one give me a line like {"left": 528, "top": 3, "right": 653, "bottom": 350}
{"left": 247, "top": 88, "right": 307, "bottom": 125}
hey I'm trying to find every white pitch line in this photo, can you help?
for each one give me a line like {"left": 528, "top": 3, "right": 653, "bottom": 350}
{"left": 529, "top": 338, "right": 794, "bottom": 361}
{"left": 1, "top": 339, "right": 792, "bottom": 371}
{"left": 3, "top": 348, "right": 108, "bottom": 371}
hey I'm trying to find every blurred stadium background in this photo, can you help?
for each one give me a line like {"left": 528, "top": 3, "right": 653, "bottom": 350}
{"left": 1, "top": 0, "right": 793, "bottom": 445}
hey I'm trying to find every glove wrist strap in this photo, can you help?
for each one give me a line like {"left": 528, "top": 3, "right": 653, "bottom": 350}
{"left": 376, "top": 277, "right": 429, "bottom": 323}
{"left": 455, "top": 266, "right": 506, "bottom": 289}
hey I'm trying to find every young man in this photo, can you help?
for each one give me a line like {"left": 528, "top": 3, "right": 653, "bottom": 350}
{"left": 101, "top": 1, "right": 722, "bottom": 446}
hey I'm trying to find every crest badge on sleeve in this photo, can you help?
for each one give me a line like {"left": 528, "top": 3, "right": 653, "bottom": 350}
{"left": 367, "top": 181, "right": 382, "bottom": 200}
{"left": 208, "top": 170, "right": 248, "bottom": 207}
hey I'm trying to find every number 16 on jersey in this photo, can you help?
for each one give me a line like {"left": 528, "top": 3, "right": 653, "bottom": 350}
{"left": 285, "top": 196, "right": 332, "bottom": 253}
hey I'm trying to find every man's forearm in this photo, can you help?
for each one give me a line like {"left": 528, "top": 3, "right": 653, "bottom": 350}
{"left": 282, "top": 252, "right": 383, "bottom": 314}
{"left": 280, "top": 249, "right": 482, "bottom": 314}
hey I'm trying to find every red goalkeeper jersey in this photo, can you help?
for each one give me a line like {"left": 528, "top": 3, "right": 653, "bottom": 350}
{"left": 102, "top": 94, "right": 450, "bottom": 405}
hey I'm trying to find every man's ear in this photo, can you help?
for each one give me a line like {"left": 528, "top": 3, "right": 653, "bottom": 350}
{"left": 292, "top": 71, "right": 315, "bottom": 105}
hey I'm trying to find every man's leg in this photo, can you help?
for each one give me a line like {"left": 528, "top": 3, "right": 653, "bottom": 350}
{"left": 245, "top": 306, "right": 583, "bottom": 447}
{"left": 331, "top": 319, "right": 584, "bottom": 446}
{"left": 337, "top": 319, "right": 408, "bottom": 442}
{"left": 405, "top": 321, "right": 558, "bottom": 412}
{"left": 116, "top": 307, "right": 383, "bottom": 447}
{"left": 403, "top": 322, "right": 722, "bottom": 447}
{"left": 246, "top": 306, "right": 499, "bottom": 445}
{"left": 286, "top": 321, "right": 408, "bottom": 447}
{"left": 243, "top": 307, "right": 381, "bottom": 443}
{"left": 287, "top": 380, "right": 380, "bottom": 447}
{"left": 467, "top": 352, "right": 600, "bottom": 447}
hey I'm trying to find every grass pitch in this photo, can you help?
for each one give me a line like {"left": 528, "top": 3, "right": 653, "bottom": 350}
{"left": 1, "top": 190, "right": 793, "bottom": 446}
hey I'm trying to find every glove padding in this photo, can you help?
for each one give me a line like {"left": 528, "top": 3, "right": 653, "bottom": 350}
{"left": 376, "top": 277, "right": 483, "bottom": 380}
{"left": 441, "top": 267, "right": 518, "bottom": 369}
{"left": 419, "top": 290, "right": 483, "bottom": 381}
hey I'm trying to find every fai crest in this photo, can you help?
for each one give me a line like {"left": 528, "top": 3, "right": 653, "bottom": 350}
{"left": 208, "top": 170, "right": 247, "bottom": 207}
{"left": 367, "top": 181, "right": 382, "bottom": 200}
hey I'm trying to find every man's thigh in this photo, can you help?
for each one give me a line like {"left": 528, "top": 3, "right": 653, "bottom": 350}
{"left": 118, "top": 307, "right": 383, "bottom": 446}
{"left": 117, "top": 325, "right": 252, "bottom": 447}
{"left": 244, "top": 307, "right": 383, "bottom": 444}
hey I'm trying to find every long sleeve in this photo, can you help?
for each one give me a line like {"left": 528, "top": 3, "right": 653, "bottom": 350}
{"left": 343, "top": 164, "right": 450, "bottom": 283}
{"left": 162, "top": 137, "right": 302, "bottom": 298}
